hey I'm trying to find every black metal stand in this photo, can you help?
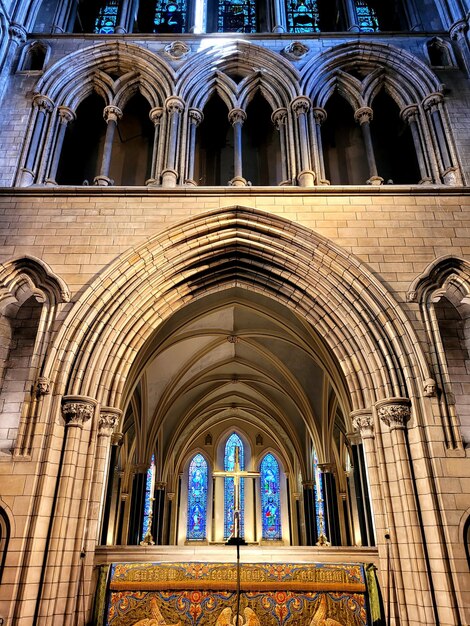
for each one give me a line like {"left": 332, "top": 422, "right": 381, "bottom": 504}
{"left": 226, "top": 535, "right": 247, "bottom": 625}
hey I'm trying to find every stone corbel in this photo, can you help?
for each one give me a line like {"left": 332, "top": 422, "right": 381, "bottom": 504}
{"left": 376, "top": 397, "right": 411, "bottom": 430}
{"left": 61, "top": 395, "right": 97, "bottom": 428}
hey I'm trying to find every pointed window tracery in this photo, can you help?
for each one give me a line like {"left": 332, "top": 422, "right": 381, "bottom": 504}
{"left": 187, "top": 453, "right": 208, "bottom": 540}
{"left": 260, "top": 453, "right": 282, "bottom": 540}
{"left": 286, "top": 0, "right": 319, "bottom": 33}
{"left": 224, "top": 433, "right": 245, "bottom": 539}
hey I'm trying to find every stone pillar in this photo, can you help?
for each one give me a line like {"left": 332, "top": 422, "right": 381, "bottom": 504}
{"left": 18, "top": 94, "right": 54, "bottom": 187}
{"left": 38, "top": 396, "right": 96, "bottom": 622}
{"left": 101, "top": 431, "right": 124, "bottom": 544}
{"left": 166, "top": 491, "right": 175, "bottom": 544}
{"left": 291, "top": 96, "right": 315, "bottom": 187}
{"left": 185, "top": 108, "right": 204, "bottom": 186}
{"left": 271, "top": 108, "right": 290, "bottom": 185}
{"left": 343, "top": 0, "right": 361, "bottom": 31}
{"left": 51, "top": 0, "right": 77, "bottom": 33}
{"left": 319, "top": 464, "right": 341, "bottom": 545}
{"left": 423, "top": 92, "right": 461, "bottom": 185}
{"left": 302, "top": 481, "right": 316, "bottom": 545}
{"left": 45, "top": 106, "right": 76, "bottom": 186}
{"left": 312, "top": 107, "right": 329, "bottom": 185}
{"left": 354, "top": 107, "right": 383, "bottom": 185}
{"left": 1, "top": 24, "right": 26, "bottom": 96}
{"left": 271, "top": 0, "right": 287, "bottom": 32}
{"left": 94, "top": 105, "right": 122, "bottom": 186}
{"left": 152, "top": 481, "right": 166, "bottom": 544}
{"left": 228, "top": 108, "right": 247, "bottom": 186}
{"left": 349, "top": 417, "right": 376, "bottom": 547}
{"left": 146, "top": 107, "right": 164, "bottom": 185}
{"left": 114, "top": 0, "right": 139, "bottom": 33}
{"left": 451, "top": 19, "right": 470, "bottom": 76}
{"left": 377, "top": 397, "right": 434, "bottom": 625}
{"left": 162, "top": 96, "right": 185, "bottom": 188}
{"left": 400, "top": 105, "right": 433, "bottom": 184}
{"left": 128, "top": 463, "right": 148, "bottom": 544}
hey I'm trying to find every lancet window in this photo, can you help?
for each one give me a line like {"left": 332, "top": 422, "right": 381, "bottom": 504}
{"left": 313, "top": 450, "right": 325, "bottom": 538}
{"left": 217, "top": 0, "right": 257, "bottom": 32}
{"left": 94, "top": 0, "right": 119, "bottom": 32}
{"left": 260, "top": 453, "right": 282, "bottom": 540}
{"left": 224, "top": 433, "right": 245, "bottom": 539}
{"left": 354, "top": 0, "right": 379, "bottom": 31}
{"left": 141, "top": 454, "right": 155, "bottom": 541}
{"left": 286, "top": 0, "right": 320, "bottom": 33}
{"left": 187, "top": 453, "right": 208, "bottom": 540}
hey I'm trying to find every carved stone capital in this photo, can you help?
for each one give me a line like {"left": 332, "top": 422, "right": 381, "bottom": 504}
{"left": 282, "top": 41, "right": 309, "bottom": 60}
{"left": 61, "top": 395, "right": 97, "bottom": 428}
{"left": 99, "top": 406, "right": 122, "bottom": 437}
{"left": 155, "top": 481, "right": 166, "bottom": 490}
{"left": 400, "top": 104, "right": 419, "bottom": 125}
{"left": 313, "top": 107, "right": 327, "bottom": 125}
{"left": 33, "top": 94, "right": 54, "bottom": 113}
{"left": 318, "top": 463, "right": 334, "bottom": 474}
{"left": 228, "top": 108, "right": 246, "bottom": 126}
{"left": 149, "top": 107, "right": 163, "bottom": 125}
{"left": 36, "top": 376, "right": 51, "bottom": 397}
{"left": 354, "top": 106, "right": 373, "bottom": 125}
{"left": 271, "top": 107, "right": 288, "bottom": 129}
{"left": 302, "top": 481, "right": 314, "bottom": 489}
{"left": 164, "top": 40, "right": 190, "bottom": 60}
{"left": 9, "top": 23, "right": 27, "bottom": 44}
{"left": 133, "top": 463, "right": 149, "bottom": 474}
{"left": 165, "top": 96, "right": 185, "bottom": 115}
{"left": 291, "top": 96, "right": 310, "bottom": 117}
{"left": 351, "top": 409, "right": 374, "bottom": 438}
{"left": 376, "top": 397, "right": 411, "bottom": 430}
{"left": 58, "top": 106, "right": 76, "bottom": 125}
{"left": 167, "top": 492, "right": 175, "bottom": 500}
{"left": 189, "top": 108, "right": 204, "bottom": 126}
{"left": 103, "top": 105, "right": 122, "bottom": 123}
{"left": 422, "top": 92, "right": 443, "bottom": 112}
{"left": 111, "top": 432, "right": 124, "bottom": 446}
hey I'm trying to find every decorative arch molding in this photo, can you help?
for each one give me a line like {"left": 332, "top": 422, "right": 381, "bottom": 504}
{"left": 177, "top": 41, "right": 299, "bottom": 109}
{"left": 407, "top": 255, "right": 470, "bottom": 304}
{"left": 0, "top": 255, "right": 70, "bottom": 306}
{"left": 44, "top": 207, "right": 431, "bottom": 414}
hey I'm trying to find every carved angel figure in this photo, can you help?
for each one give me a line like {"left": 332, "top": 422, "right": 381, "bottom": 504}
{"left": 215, "top": 607, "right": 260, "bottom": 626}
{"left": 132, "top": 597, "right": 181, "bottom": 626}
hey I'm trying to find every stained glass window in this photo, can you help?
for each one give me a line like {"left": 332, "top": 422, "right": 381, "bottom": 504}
{"left": 187, "top": 453, "right": 208, "bottom": 541}
{"left": 260, "top": 453, "right": 282, "bottom": 540}
{"left": 224, "top": 433, "right": 245, "bottom": 539}
{"left": 286, "top": 0, "right": 319, "bottom": 33}
{"left": 153, "top": 0, "right": 187, "bottom": 33}
{"left": 217, "top": 0, "right": 256, "bottom": 32}
{"left": 313, "top": 450, "right": 325, "bottom": 537}
{"left": 141, "top": 454, "right": 156, "bottom": 542}
{"left": 355, "top": 0, "right": 379, "bottom": 31}
{"left": 94, "top": 0, "right": 119, "bottom": 33}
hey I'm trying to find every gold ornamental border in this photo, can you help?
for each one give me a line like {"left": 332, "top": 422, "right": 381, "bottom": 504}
{"left": 110, "top": 580, "right": 366, "bottom": 593}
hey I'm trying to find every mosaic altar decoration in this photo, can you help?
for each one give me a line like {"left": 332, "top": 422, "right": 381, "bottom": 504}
{"left": 104, "top": 562, "right": 375, "bottom": 626}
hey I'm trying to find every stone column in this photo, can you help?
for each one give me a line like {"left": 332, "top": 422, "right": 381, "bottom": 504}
{"left": 343, "top": 0, "right": 361, "bottom": 31}
{"left": 146, "top": 107, "right": 164, "bottom": 185}
{"left": 18, "top": 94, "right": 54, "bottom": 187}
{"left": 101, "top": 431, "right": 124, "bottom": 544}
{"left": 377, "top": 397, "right": 433, "bottom": 624}
{"left": 271, "top": 0, "right": 287, "bottom": 32}
{"left": 228, "top": 108, "right": 247, "bottom": 186}
{"left": 319, "top": 463, "right": 341, "bottom": 545}
{"left": 312, "top": 107, "right": 329, "bottom": 185}
{"left": 354, "top": 106, "right": 383, "bottom": 185}
{"left": 400, "top": 105, "right": 433, "bottom": 184}
{"left": 153, "top": 482, "right": 166, "bottom": 544}
{"left": 93, "top": 105, "right": 122, "bottom": 186}
{"left": 423, "top": 92, "right": 461, "bottom": 185}
{"left": 162, "top": 96, "right": 185, "bottom": 188}
{"left": 114, "top": 0, "right": 139, "bottom": 33}
{"left": 38, "top": 396, "right": 96, "bottom": 621}
{"left": 302, "top": 481, "right": 316, "bottom": 545}
{"left": 271, "top": 108, "right": 290, "bottom": 185}
{"left": 291, "top": 96, "right": 315, "bottom": 187}
{"left": 185, "top": 108, "right": 204, "bottom": 186}
{"left": 451, "top": 20, "right": 470, "bottom": 76}
{"left": 1, "top": 24, "right": 26, "bottom": 96}
{"left": 128, "top": 463, "right": 148, "bottom": 544}
{"left": 45, "top": 106, "right": 76, "bottom": 186}
{"left": 51, "top": 0, "right": 77, "bottom": 33}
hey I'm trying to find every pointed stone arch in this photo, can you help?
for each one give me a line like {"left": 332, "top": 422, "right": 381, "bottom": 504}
{"left": 45, "top": 206, "right": 430, "bottom": 414}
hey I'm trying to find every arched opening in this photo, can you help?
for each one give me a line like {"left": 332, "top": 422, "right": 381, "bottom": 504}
{"left": 0, "top": 290, "right": 42, "bottom": 457}
{"left": 242, "top": 93, "right": 281, "bottom": 186}
{"left": 371, "top": 90, "right": 421, "bottom": 184}
{"left": 322, "top": 94, "right": 369, "bottom": 185}
{"left": 195, "top": 95, "right": 232, "bottom": 185}
{"left": 109, "top": 93, "right": 153, "bottom": 186}
{"left": 56, "top": 92, "right": 106, "bottom": 185}
{"left": 464, "top": 515, "right": 470, "bottom": 570}
{"left": 427, "top": 38, "right": 452, "bottom": 67}
{"left": 20, "top": 44, "right": 47, "bottom": 71}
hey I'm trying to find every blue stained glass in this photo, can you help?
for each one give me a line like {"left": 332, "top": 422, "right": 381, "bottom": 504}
{"left": 260, "top": 453, "right": 282, "bottom": 540}
{"left": 141, "top": 454, "right": 155, "bottom": 541}
{"left": 355, "top": 0, "right": 379, "bottom": 31}
{"left": 153, "top": 0, "right": 187, "bottom": 33}
{"left": 94, "top": 0, "right": 119, "bottom": 33}
{"left": 187, "top": 453, "right": 208, "bottom": 541}
{"left": 286, "top": 0, "right": 320, "bottom": 33}
{"left": 224, "top": 433, "right": 245, "bottom": 539}
{"left": 218, "top": 0, "right": 256, "bottom": 32}
{"left": 313, "top": 450, "right": 325, "bottom": 537}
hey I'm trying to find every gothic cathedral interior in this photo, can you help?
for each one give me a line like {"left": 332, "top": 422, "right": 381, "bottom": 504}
{"left": 0, "top": 0, "right": 469, "bottom": 624}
